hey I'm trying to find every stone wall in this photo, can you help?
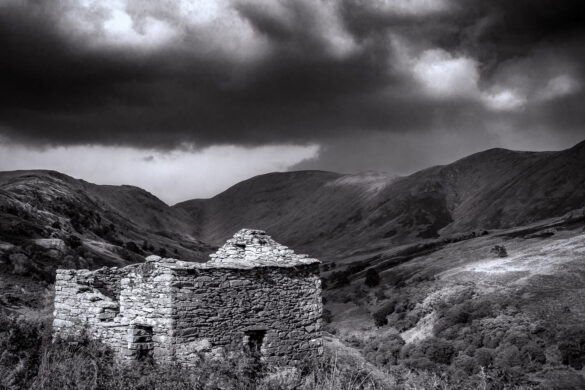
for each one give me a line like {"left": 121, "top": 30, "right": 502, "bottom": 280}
{"left": 53, "top": 262, "right": 176, "bottom": 362}
{"left": 53, "top": 266, "right": 130, "bottom": 354}
{"left": 170, "top": 264, "right": 322, "bottom": 365}
{"left": 118, "top": 261, "right": 175, "bottom": 362}
{"left": 53, "top": 259, "right": 322, "bottom": 366}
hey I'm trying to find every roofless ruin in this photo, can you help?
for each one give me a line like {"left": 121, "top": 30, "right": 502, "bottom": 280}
{"left": 52, "top": 229, "right": 323, "bottom": 365}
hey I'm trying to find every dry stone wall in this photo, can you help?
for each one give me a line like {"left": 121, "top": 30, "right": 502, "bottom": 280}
{"left": 170, "top": 264, "right": 322, "bottom": 365}
{"left": 53, "top": 229, "right": 323, "bottom": 367}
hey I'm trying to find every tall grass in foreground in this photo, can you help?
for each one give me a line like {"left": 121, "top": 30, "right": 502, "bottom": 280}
{"left": 1, "top": 314, "right": 536, "bottom": 389}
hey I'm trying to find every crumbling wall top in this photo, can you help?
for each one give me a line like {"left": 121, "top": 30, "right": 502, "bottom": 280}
{"left": 147, "top": 229, "right": 319, "bottom": 270}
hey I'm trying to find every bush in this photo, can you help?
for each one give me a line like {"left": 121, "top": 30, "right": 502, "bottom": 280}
{"left": 124, "top": 241, "right": 144, "bottom": 255}
{"left": 65, "top": 235, "right": 82, "bottom": 249}
{"left": 453, "top": 353, "right": 478, "bottom": 375}
{"left": 363, "top": 334, "right": 405, "bottom": 367}
{"left": 558, "top": 326, "right": 585, "bottom": 369}
{"left": 520, "top": 342, "right": 546, "bottom": 370}
{"left": 490, "top": 245, "right": 508, "bottom": 258}
{"left": 494, "top": 344, "right": 521, "bottom": 369}
{"left": 364, "top": 269, "right": 380, "bottom": 288}
{"left": 0, "top": 315, "right": 47, "bottom": 389}
{"left": 420, "top": 337, "right": 455, "bottom": 365}
{"left": 372, "top": 300, "right": 397, "bottom": 327}
{"left": 474, "top": 348, "right": 494, "bottom": 368}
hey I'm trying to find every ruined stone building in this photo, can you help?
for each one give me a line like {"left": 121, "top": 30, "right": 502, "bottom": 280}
{"left": 52, "top": 229, "right": 322, "bottom": 365}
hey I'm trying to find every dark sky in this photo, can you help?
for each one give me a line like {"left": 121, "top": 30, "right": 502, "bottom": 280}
{"left": 1, "top": 0, "right": 584, "bottom": 202}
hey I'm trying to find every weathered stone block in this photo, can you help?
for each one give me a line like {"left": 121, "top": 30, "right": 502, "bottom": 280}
{"left": 53, "top": 229, "right": 322, "bottom": 367}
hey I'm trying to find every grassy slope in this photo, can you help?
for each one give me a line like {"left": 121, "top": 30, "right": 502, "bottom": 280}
{"left": 324, "top": 219, "right": 585, "bottom": 388}
{"left": 0, "top": 170, "right": 212, "bottom": 261}
{"left": 175, "top": 140, "right": 585, "bottom": 262}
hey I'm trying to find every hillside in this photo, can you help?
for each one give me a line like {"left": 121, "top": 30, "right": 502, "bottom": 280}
{"left": 175, "top": 170, "right": 397, "bottom": 257}
{"left": 175, "top": 140, "right": 585, "bottom": 260}
{"left": 0, "top": 170, "right": 212, "bottom": 296}
{"left": 323, "top": 220, "right": 585, "bottom": 388}
{"left": 1, "top": 142, "right": 585, "bottom": 388}
{"left": 1, "top": 140, "right": 584, "bottom": 281}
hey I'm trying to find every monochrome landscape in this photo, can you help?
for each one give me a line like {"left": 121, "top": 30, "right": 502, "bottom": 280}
{"left": 1, "top": 0, "right": 585, "bottom": 389}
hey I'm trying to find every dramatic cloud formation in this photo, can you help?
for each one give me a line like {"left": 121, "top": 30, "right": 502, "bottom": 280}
{"left": 0, "top": 0, "right": 584, "bottom": 199}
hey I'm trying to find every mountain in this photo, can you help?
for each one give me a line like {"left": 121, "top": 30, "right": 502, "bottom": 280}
{"left": 174, "top": 170, "right": 398, "bottom": 257}
{"left": 1, "top": 139, "right": 584, "bottom": 278}
{"left": 175, "top": 140, "right": 585, "bottom": 259}
{"left": 0, "top": 170, "right": 212, "bottom": 285}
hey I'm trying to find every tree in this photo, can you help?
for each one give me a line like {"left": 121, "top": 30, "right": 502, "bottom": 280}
{"left": 365, "top": 268, "right": 381, "bottom": 287}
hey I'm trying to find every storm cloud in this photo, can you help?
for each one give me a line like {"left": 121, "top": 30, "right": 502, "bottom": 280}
{"left": 0, "top": 0, "right": 584, "bottom": 199}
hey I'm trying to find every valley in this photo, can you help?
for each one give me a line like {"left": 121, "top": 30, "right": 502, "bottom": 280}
{"left": 1, "top": 140, "right": 585, "bottom": 388}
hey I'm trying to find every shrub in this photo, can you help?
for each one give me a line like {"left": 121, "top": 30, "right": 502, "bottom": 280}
{"left": 420, "top": 337, "right": 455, "bottom": 365}
{"left": 490, "top": 245, "right": 508, "bottom": 258}
{"left": 364, "top": 269, "right": 380, "bottom": 287}
{"left": 65, "top": 235, "right": 82, "bottom": 249}
{"left": 474, "top": 348, "right": 494, "bottom": 368}
{"left": 373, "top": 311, "right": 388, "bottom": 327}
{"left": 494, "top": 344, "right": 521, "bottom": 369}
{"left": 453, "top": 353, "right": 478, "bottom": 375}
{"left": 124, "top": 241, "right": 143, "bottom": 255}
{"left": 520, "top": 342, "right": 546, "bottom": 370}
{"left": 363, "top": 334, "right": 405, "bottom": 368}
{"left": 401, "top": 338, "right": 455, "bottom": 368}
{"left": 372, "top": 300, "right": 397, "bottom": 327}
{"left": 558, "top": 327, "right": 585, "bottom": 369}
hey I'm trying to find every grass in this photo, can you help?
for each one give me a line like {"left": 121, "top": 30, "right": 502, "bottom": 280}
{"left": 0, "top": 313, "right": 400, "bottom": 390}
{"left": 0, "top": 312, "right": 521, "bottom": 390}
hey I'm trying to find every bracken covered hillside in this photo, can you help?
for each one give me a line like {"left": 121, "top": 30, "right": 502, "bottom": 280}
{"left": 176, "top": 140, "right": 585, "bottom": 259}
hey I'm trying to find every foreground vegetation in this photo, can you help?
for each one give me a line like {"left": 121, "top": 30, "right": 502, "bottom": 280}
{"left": 3, "top": 218, "right": 585, "bottom": 389}
{"left": 323, "top": 228, "right": 585, "bottom": 390}
{"left": 0, "top": 313, "right": 539, "bottom": 390}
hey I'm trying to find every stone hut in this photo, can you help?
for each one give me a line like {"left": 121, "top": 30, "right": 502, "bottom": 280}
{"left": 52, "top": 229, "right": 323, "bottom": 366}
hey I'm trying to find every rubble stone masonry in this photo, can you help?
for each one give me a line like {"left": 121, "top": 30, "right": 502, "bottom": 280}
{"left": 53, "top": 229, "right": 322, "bottom": 366}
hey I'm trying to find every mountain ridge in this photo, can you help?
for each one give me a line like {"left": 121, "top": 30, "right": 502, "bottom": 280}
{"left": 1, "top": 140, "right": 584, "bottom": 265}
{"left": 175, "top": 140, "right": 585, "bottom": 258}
